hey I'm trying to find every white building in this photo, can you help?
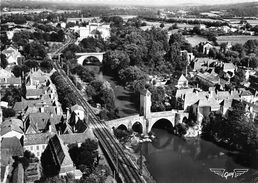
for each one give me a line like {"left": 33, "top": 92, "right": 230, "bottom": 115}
{"left": 2, "top": 46, "right": 23, "bottom": 65}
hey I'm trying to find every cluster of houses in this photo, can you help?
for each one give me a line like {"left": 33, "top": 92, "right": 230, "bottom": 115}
{"left": 0, "top": 65, "right": 96, "bottom": 182}
{"left": 173, "top": 43, "right": 258, "bottom": 125}
{"left": 196, "top": 21, "right": 255, "bottom": 35}
{"left": 67, "top": 16, "right": 110, "bottom": 41}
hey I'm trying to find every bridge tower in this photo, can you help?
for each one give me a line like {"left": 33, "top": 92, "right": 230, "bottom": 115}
{"left": 140, "top": 89, "right": 151, "bottom": 118}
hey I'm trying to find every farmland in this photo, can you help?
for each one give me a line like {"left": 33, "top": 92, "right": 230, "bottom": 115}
{"left": 217, "top": 35, "right": 258, "bottom": 45}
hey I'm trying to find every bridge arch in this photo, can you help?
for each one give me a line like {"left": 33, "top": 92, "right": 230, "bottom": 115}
{"left": 149, "top": 118, "right": 174, "bottom": 133}
{"left": 132, "top": 122, "right": 143, "bottom": 133}
{"left": 76, "top": 52, "right": 105, "bottom": 65}
{"left": 82, "top": 56, "right": 101, "bottom": 65}
{"left": 116, "top": 124, "right": 128, "bottom": 131}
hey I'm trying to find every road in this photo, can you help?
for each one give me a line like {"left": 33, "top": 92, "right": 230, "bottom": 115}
{"left": 51, "top": 34, "right": 145, "bottom": 183}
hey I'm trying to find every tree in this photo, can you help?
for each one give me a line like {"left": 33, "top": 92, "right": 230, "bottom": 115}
{"left": 0, "top": 54, "right": 8, "bottom": 69}
{"left": 12, "top": 65, "right": 29, "bottom": 77}
{"left": 24, "top": 60, "right": 39, "bottom": 69}
{"left": 103, "top": 50, "right": 130, "bottom": 73}
{"left": 23, "top": 42, "right": 47, "bottom": 59}
{"left": 244, "top": 39, "right": 258, "bottom": 54}
{"left": 2, "top": 86, "right": 21, "bottom": 106}
{"left": 118, "top": 66, "right": 147, "bottom": 85}
{"left": 2, "top": 108, "right": 16, "bottom": 118}
{"left": 160, "top": 23, "right": 165, "bottom": 28}
{"left": 40, "top": 59, "right": 53, "bottom": 72}
{"left": 70, "top": 65, "right": 95, "bottom": 83}
{"left": 69, "top": 139, "right": 98, "bottom": 172}
{"left": 80, "top": 37, "right": 106, "bottom": 52}
{"left": 169, "top": 33, "right": 185, "bottom": 45}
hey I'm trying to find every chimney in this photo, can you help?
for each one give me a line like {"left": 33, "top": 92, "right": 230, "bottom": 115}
{"left": 49, "top": 124, "right": 52, "bottom": 133}
{"left": 66, "top": 108, "right": 70, "bottom": 122}
{"left": 40, "top": 106, "right": 44, "bottom": 113}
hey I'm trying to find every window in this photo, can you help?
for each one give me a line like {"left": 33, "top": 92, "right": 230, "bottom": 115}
{"left": 30, "top": 146, "right": 33, "bottom": 150}
{"left": 42, "top": 145, "right": 45, "bottom": 149}
{"left": 36, "top": 146, "right": 39, "bottom": 150}
{"left": 37, "top": 152, "right": 40, "bottom": 157}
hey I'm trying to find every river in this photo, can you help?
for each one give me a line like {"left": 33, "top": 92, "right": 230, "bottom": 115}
{"left": 85, "top": 65, "right": 258, "bottom": 183}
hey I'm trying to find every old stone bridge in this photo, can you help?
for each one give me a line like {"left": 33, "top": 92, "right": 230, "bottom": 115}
{"left": 106, "top": 89, "right": 189, "bottom": 134}
{"left": 76, "top": 52, "right": 105, "bottom": 65}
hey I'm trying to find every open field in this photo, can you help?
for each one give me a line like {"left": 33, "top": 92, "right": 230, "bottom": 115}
{"left": 141, "top": 21, "right": 195, "bottom": 31}
{"left": 224, "top": 19, "right": 258, "bottom": 26}
{"left": 185, "top": 35, "right": 208, "bottom": 46}
{"left": 217, "top": 35, "right": 258, "bottom": 45}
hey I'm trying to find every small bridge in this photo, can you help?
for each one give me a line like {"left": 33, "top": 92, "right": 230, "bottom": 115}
{"left": 76, "top": 52, "right": 105, "bottom": 65}
{"left": 106, "top": 90, "right": 189, "bottom": 134}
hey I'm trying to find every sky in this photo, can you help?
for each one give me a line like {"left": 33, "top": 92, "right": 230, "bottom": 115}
{"left": 59, "top": 0, "right": 257, "bottom": 6}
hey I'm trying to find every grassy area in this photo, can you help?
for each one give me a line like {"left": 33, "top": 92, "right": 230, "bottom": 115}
{"left": 185, "top": 35, "right": 208, "bottom": 46}
{"left": 217, "top": 35, "right": 258, "bottom": 45}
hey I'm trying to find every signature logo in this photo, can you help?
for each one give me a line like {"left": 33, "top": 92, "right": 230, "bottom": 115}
{"left": 210, "top": 168, "right": 248, "bottom": 180}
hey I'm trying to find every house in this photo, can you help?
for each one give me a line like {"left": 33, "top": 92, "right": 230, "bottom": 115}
{"left": 41, "top": 134, "right": 82, "bottom": 178}
{"left": 198, "top": 24, "right": 206, "bottom": 30}
{"left": 0, "top": 77, "right": 21, "bottom": 88}
{"left": 1, "top": 118, "right": 24, "bottom": 139}
{"left": 13, "top": 96, "right": 59, "bottom": 116}
{"left": 180, "top": 50, "right": 195, "bottom": 63}
{"left": 201, "top": 42, "right": 214, "bottom": 55}
{"left": 1, "top": 137, "right": 24, "bottom": 183}
{"left": 0, "top": 68, "right": 13, "bottom": 79}
{"left": 223, "top": 62, "right": 235, "bottom": 74}
{"left": 60, "top": 129, "right": 96, "bottom": 147}
{"left": 26, "top": 69, "right": 50, "bottom": 90}
{"left": 24, "top": 112, "right": 57, "bottom": 134}
{"left": 24, "top": 133, "right": 53, "bottom": 159}
{"left": 70, "top": 104, "right": 85, "bottom": 121}
{"left": 220, "top": 26, "right": 231, "bottom": 33}
{"left": 175, "top": 88, "right": 195, "bottom": 99}
{"left": 220, "top": 99, "right": 233, "bottom": 117}
{"left": 192, "top": 97, "right": 221, "bottom": 121}
{"left": 239, "top": 88, "right": 254, "bottom": 103}
{"left": 26, "top": 89, "right": 44, "bottom": 99}
{"left": 1, "top": 137, "right": 24, "bottom": 174}
{"left": 183, "top": 90, "right": 221, "bottom": 121}
{"left": 176, "top": 74, "right": 188, "bottom": 88}
{"left": 192, "top": 57, "right": 218, "bottom": 71}
{"left": 2, "top": 46, "right": 23, "bottom": 66}
{"left": 196, "top": 72, "right": 227, "bottom": 90}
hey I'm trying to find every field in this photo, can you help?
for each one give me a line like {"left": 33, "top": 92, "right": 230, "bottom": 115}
{"left": 141, "top": 21, "right": 195, "bottom": 31}
{"left": 224, "top": 19, "right": 258, "bottom": 26}
{"left": 216, "top": 35, "right": 258, "bottom": 45}
{"left": 185, "top": 35, "right": 208, "bottom": 46}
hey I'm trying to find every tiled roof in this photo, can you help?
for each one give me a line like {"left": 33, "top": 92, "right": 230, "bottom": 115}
{"left": 1, "top": 137, "right": 24, "bottom": 165}
{"left": 60, "top": 129, "right": 96, "bottom": 144}
{"left": 1, "top": 118, "right": 23, "bottom": 136}
{"left": 178, "top": 74, "right": 187, "bottom": 82}
{"left": 26, "top": 89, "right": 44, "bottom": 97}
{"left": 48, "top": 135, "right": 75, "bottom": 173}
{"left": 24, "top": 133, "right": 53, "bottom": 146}
{"left": 25, "top": 112, "right": 50, "bottom": 132}
{"left": 0, "top": 77, "right": 21, "bottom": 85}
{"left": 0, "top": 68, "right": 13, "bottom": 78}
{"left": 71, "top": 104, "right": 84, "bottom": 112}
{"left": 223, "top": 63, "right": 235, "bottom": 70}
{"left": 175, "top": 88, "right": 194, "bottom": 98}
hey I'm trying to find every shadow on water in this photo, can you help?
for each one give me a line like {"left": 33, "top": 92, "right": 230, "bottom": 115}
{"left": 141, "top": 128, "right": 258, "bottom": 183}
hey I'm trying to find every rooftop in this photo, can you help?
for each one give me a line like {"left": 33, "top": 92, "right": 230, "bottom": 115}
{"left": 1, "top": 118, "right": 23, "bottom": 136}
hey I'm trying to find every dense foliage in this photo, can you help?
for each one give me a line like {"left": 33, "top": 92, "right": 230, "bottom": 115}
{"left": 50, "top": 71, "right": 77, "bottom": 110}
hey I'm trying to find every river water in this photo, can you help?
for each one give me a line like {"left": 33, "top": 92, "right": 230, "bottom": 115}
{"left": 85, "top": 65, "right": 258, "bottom": 183}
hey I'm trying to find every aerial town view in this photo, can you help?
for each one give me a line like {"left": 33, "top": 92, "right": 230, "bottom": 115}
{"left": 0, "top": 0, "right": 258, "bottom": 182}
